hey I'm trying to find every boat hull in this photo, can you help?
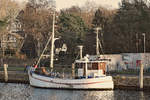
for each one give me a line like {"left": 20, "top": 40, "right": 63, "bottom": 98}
{"left": 28, "top": 70, "right": 114, "bottom": 90}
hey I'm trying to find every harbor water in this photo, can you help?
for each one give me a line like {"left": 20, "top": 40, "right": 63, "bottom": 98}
{"left": 0, "top": 83, "right": 150, "bottom": 100}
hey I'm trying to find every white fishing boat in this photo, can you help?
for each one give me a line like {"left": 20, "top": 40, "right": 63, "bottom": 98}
{"left": 28, "top": 12, "right": 114, "bottom": 90}
{"left": 28, "top": 56, "right": 114, "bottom": 89}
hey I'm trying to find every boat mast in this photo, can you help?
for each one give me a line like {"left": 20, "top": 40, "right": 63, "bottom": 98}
{"left": 50, "top": 12, "right": 55, "bottom": 70}
{"left": 78, "top": 45, "right": 83, "bottom": 59}
{"left": 95, "top": 27, "right": 101, "bottom": 55}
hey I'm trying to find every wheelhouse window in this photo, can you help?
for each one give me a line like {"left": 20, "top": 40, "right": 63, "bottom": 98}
{"left": 92, "top": 63, "right": 98, "bottom": 70}
{"left": 75, "top": 63, "right": 85, "bottom": 68}
{"left": 87, "top": 63, "right": 92, "bottom": 70}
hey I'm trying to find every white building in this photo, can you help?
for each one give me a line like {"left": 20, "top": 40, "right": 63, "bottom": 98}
{"left": 55, "top": 43, "right": 67, "bottom": 55}
{"left": 96, "top": 53, "right": 150, "bottom": 71}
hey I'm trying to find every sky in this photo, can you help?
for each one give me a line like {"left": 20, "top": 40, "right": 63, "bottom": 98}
{"left": 55, "top": 0, "right": 121, "bottom": 10}
{"left": 14, "top": 0, "right": 121, "bottom": 10}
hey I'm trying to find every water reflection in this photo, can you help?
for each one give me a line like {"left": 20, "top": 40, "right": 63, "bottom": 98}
{"left": 0, "top": 83, "right": 150, "bottom": 100}
{"left": 30, "top": 88, "right": 112, "bottom": 100}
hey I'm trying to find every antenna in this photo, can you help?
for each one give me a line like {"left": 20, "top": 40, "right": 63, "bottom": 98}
{"left": 94, "top": 27, "right": 102, "bottom": 55}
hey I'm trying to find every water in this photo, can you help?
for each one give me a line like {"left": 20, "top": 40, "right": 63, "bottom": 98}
{"left": 0, "top": 83, "right": 150, "bottom": 100}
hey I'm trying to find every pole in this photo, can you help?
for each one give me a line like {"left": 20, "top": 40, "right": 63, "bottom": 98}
{"left": 37, "top": 38, "right": 40, "bottom": 57}
{"left": 136, "top": 33, "right": 138, "bottom": 53}
{"left": 72, "top": 63, "right": 75, "bottom": 78}
{"left": 85, "top": 57, "right": 88, "bottom": 79}
{"left": 143, "top": 33, "right": 146, "bottom": 68}
{"left": 50, "top": 12, "right": 55, "bottom": 71}
{"left": 139, "top": 33, "right": 145, "bottom": 90}
{"left": 2, "top": 34, "right": 5, "bottom": 57}
{"left": 4, "top": 64, "right": 8, "bottom": 82}
{"left": 139, "top": 64, "right": 143, "bottom": 90}
{"left": 96, "top": 28, "right": 100, "bottom": 55}
{"left": 78, "top": 45, "right": 83, "bottom": 59}
{"left": 142, "top": 33, "right": 145, "bottom": 53}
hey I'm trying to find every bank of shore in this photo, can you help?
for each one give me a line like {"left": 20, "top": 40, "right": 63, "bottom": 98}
{"left": 0, "top": 71, "right": 29, "bottom": 84}
{"left": 0, "top": 71, "right": 150, "bottom": 91}
{"left": 113, "top": 75, "right": 150, "bottom": 91}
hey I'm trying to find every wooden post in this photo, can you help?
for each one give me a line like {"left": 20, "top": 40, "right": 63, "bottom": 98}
{"left": 139, "top": 64, "right": 143, "bottom": 90}
{"left": 2, "top": 34, "right": 5, "bottom": 57}
{"left": 72, "top": 63, "right": 75, "bottom": 78}
{"left": 4, "top": 64, "right": 8, "bottom": 82}
{"left": 85, "top": 57, "right": 88, "bottom": 79}
{"left": 62, "top": 68, "right": 64, "bottom": 78}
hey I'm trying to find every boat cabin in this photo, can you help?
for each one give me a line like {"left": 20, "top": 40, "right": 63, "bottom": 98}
{"left": 75, "top": 57, "right": 106, "bottom": 78}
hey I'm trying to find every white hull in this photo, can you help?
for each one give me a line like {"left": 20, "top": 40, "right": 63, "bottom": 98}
{"left": 28, "top": 70, "right": 114, "bottom": 90}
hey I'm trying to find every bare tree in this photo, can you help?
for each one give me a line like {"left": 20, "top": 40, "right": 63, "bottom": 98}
{"left": 28, "top": 0, "right": 56, "bottom": 10}
{"left": 0, "top": 0, "right": 20, "bottom": 20}
{"left": 17, "top": 3, "right": 54, "bottom": 58}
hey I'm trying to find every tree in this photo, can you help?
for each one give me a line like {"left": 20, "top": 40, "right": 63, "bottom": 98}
{"left": 0, "top": 19, "right": 7, "bottom": 30}
{"left": 0, "top": 0, "right": 20, "bottom": 33}
{"left": 94, "top": 0, "right": 150, "bottom": 54}
{"left": 92, "top": 9, "right": 109, "bottom": 29}
{"left": 81, "top": 1, "right": 98, "bottom": 28}
{"left": 57, "top": 11, "right": 88, "bottom": 56}
{"left": 90, "top": 8, "right": 116, "bottom": 54}
{"left": 17, "top": 3, "right": 54, "bottom": 58}
{"left": 28, "top": 0, "right": 56, "bottom": 9}
{"left": 0, "top": 0, "right": 20, "bottom": 19}
{"left": 109, "top": 0, "right": 150, "bottom": 53}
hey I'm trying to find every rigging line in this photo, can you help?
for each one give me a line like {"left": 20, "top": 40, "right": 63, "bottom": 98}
{"left": 76, "top": 52, "right": 80, "bottom": 60}
{"left": 98, "top": 38, "right": 104, "bottom": 55}
{"left": 36, "top": 34, "right": 52, "bottom": 66}
{"left": 98, "top": 38, "right": 106, "bottom": 59}
{"left": 73, "top": 52, "right": 80, "bottom": 63}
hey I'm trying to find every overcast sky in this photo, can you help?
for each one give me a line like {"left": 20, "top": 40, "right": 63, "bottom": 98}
{"left": 14, "top": 0, "right": 121, "bottom": 10}
{"left": 55, "top": 0, "right": 121, "bottom": 10}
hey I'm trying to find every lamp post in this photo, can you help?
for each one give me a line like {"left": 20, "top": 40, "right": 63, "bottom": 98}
{"left": 142, "top": 33, "right": 145, "bottom": 53}
{"left": 139, "top": 33, "right": 145, "bottom": 90}
{"left": 136, "top": 33, "right": 139, "bottom": 53}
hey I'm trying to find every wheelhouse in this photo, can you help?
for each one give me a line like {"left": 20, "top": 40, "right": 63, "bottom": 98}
{"left": 75, "top": 59, "right": 106, "bottom": 78}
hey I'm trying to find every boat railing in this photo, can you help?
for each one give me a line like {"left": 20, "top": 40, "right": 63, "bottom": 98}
{"left": 34, "top": 66, "right": 77, "bottom": 79}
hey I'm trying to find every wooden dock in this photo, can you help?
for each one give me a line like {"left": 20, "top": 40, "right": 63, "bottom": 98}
{"left": 0, "top": 71, "right": 29, "bottom": 84}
